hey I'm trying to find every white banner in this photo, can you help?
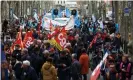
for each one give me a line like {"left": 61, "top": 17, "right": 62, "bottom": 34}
{"left": 65, "top": 16, "right": 74, "bottom": 30}
{"left": 43, "top": 16, "right": 74, "bottom": 31}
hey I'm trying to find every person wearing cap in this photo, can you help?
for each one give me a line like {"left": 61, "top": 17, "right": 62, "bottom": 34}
{"left": 79, "top": 48, "right": 89, "bottom": 80}
{"left": 119, "top": 55, "right": 132, "bottom": 80}
{"left": 41, "top": 57, "right": 57, "bottom": 80}
{"left": 71, "top": 54, "right": 81, "bottom": 80}
{"left": 21, "top": 60, "right": 38, "bottom": 80}
{"left": 106, "top": 64, "right": 119, "bottom": 80}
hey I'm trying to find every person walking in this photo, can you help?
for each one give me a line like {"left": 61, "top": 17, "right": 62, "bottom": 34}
{"left": 57, "top": 50, "right": 71, "bottom": 80}
{"left": 79, "top": 48, "right": 89, "bottom": 80}
{"left": 71, "top": 54, "right": 81, "bottom": 80}
{"left": 21, "top": 60, "right": 38, "bottom": 80}
{"left": 41, "top": 57, "right": 57, "bottom": 80}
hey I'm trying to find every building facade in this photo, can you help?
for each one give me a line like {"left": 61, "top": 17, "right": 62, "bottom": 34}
{"left": 1, "top": 1, "right": 55, "bottom": 22}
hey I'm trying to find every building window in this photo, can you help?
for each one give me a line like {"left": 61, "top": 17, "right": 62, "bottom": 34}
{"left": 64, "top": 1, "right": 65, "bottom": 4}
{"left": 61, "top": 1, "right": 62, "bottom": 4}
{"left": 58, "top": 1, "right": 59, "bottom": 4}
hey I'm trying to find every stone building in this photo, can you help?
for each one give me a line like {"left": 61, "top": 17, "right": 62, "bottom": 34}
{"left": 1, "top": 1, "right": 55, "bottom": 22}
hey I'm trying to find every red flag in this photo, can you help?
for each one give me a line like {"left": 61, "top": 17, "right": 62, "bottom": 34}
{"left": 90, "top": 53, "right": 109, "bottom": 80}
{"left": 90, "top": 65, "right": 101, "bottom": 80}
{"left": 55, "top": 27, "right": 67, "bottom": 49}
{"left": 23, "top": 31, "right": 34, "bottom": 48}
{"left": 10, "top": 30, "right": 23, "bottom": 53}
{"left": 89, "top": 35, "right": 98, "bottom": 48}
{"left": 47, "top": 27, "right": 60, "bottom": 39}
{"left": 48, "top": 27, "right": 67, "bottom": 51}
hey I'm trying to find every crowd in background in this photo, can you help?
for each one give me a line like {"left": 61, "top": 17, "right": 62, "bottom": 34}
{"left": 1, "top": 15, "right": 133, "bottom": 80}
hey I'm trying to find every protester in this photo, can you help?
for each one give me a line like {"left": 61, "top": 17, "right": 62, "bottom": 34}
{"left": 42, "top": 50, "right": 50, "bottom": 63}
{"left": 91, "top": 51, "right": 102, "bottom": 71}
{"left": 49, "top": 48, "right": 59, "bottom": 66}
{"left": 41, "top": 57, "right": 57, "bottom": 80}
{"left": 12, "top": 44, "right": 21, "bottom": 60}
{"left": 106, "top": 64, "right": 119, "bottom": 80}
{"left": 57, "top": 50, "right": 71, "bottom": 80}
{"left": 71, "top": 54, "right": 81, "bottom": 80}
{"left": 30, "top": 44, "right": 43, "bottom": 77}
{"left": 13, "top": 58, "right": 22, "bottom": 80}
{"left": 119, "top": 55, "right": 132, "bottom": 80}
{"left": 21, "top": 48, "right": 31, "bottom": 62}
{"left": 79, "top": 48, "right": 89, "bottom": 80}
{"left": 21, "top": 60, "right": 38, "bottom": 80}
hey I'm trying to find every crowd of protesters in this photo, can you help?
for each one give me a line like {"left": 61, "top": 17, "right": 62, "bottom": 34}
{"left": 1, "top": 15, "right": 133, "bottom": 80}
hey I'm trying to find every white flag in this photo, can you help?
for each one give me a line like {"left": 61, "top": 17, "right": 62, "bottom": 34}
{"left": 13, "top": 14, "right": 19, "bottom": 19}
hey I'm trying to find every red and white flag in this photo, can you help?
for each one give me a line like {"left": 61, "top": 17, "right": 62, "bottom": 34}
{"left": 23, "top": 31, "right": 34, "bottom": 48}
{"left": 90, "top": 52, "right": 109, "bottom": 80}
{"left": 54, "top": 27, "right": 67, "bottom": 50}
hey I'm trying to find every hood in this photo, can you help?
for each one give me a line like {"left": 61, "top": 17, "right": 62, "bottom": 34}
{"left": 43, "top": 62, "right": 52, "bottom": 70}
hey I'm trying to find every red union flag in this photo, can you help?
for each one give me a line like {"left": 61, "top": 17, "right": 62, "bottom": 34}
{"left": 55, "top": 27, "right": 67, "bottom": 50}
{"left": 10, "top": 31, "right": 23, "bottom": 53}
{"left": 47, "top": 27, "right": 60, "bottom": 39}
{"left": 90, "top": 52, "right": 109, "bottom": 80}
{"left": 23, "top": 31, "right": 34, "bottom": 48}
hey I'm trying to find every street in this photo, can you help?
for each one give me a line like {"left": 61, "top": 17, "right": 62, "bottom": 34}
{"left": 1, "top": 1, "right": 133, "bottom": 80}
